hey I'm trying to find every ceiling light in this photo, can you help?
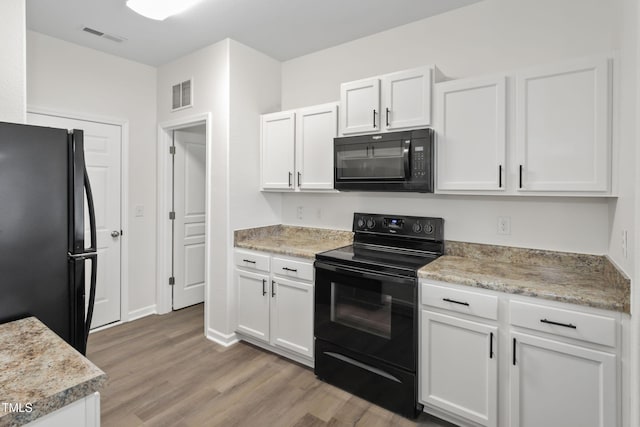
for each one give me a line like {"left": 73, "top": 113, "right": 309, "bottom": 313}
{"left": 126, "top": 0, "right": 203, "bottom": 21}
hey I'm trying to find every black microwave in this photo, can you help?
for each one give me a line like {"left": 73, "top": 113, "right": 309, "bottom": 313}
{"left": 334, "top": 128, "right": 434, "bottom": 193}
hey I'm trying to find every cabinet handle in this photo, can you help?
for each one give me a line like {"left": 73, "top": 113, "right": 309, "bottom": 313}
{"left": 288, "top": 172, "right": 292, "bottom": 187}
{"left": 297, "top": 171, "right": 301, "bottom": 187}
{"left": 489, "top": 332, "right": 494, "bottom": 359}
{"left": 386, "top": 108, "right": 390, "bottom": 127}
{"left": 282, "top": 267, "right": 298, "bottom": 272}
{"left": 242, "top": 259, "right": 256, "bottom": 264}
{"left": 373, "top": 109, "right": 377, "bottom": 128}
{"left": 519, "top": 165, "right": 523, "bottom": 189}
{"left": 498, "top": 165, "right": 502, "bottom": 188}
{"left": 442, "top": 297, "right": 469, "bottom": 307}
{"left": 540, "top": 318, "right": 577, "bottom": 329}
{"left": 512, "top": 338, "right": 517, "bottom": 366}
{"left": 262, "top": 279, "right": 267, "bottom": 296}
{"left": 271, "top": 280, "right": 276, "bottom": 297}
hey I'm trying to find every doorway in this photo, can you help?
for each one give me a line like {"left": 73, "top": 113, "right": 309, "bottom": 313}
{"left": 27, "top": 112, "right": 123, "bottom": 329}
{"left": 171, "top": 125, "right": 206, "bottom": 310}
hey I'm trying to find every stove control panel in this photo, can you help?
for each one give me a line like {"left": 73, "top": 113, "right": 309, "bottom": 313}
{"left": 353, "top": 213, "right": 444, "bottom": 241}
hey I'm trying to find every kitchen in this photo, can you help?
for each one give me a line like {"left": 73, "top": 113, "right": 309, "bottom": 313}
{"left": 0, "top": 0, "right": 638, "bottom": 426}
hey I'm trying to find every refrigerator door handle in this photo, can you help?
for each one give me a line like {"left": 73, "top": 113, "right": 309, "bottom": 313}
{"left": 83, "top": 167, "right": 98, "bottom": 345}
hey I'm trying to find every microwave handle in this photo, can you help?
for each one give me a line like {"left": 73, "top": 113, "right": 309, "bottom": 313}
{"left": 403, "top": 140, "right": 411, "bottom": 178}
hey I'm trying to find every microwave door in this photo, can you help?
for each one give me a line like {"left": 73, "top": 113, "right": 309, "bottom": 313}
{"left": 336, "top": 140, "right": 406, "bottom": 181}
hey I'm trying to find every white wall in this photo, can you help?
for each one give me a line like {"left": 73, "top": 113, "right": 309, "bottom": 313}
{"left": 156, "top": 40, "right": 232, "bottom": 339}
{"left": 26, "top": 31, "right": 158, "bottom": 317}
{"left": 280, "top": 0, "right": 626, "bottom": 257}
{"left": 0, "top": 0, "right": 26, "bottom": 123}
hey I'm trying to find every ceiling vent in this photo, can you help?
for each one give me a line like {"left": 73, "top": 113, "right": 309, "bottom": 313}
{"left": 82, "top": 26, "right": 127, "bottom": 43}
{"left": 172, "top": 79, "right": 193, "bottom": 111}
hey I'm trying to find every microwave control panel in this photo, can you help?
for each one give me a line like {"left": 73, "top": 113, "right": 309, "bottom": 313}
{"left": 410, "top": 137, "right": 430, "bottom": 181}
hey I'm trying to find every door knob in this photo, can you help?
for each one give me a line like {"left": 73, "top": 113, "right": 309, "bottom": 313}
{"left": 111, "top": 230, "right": 120, "bottom": 238}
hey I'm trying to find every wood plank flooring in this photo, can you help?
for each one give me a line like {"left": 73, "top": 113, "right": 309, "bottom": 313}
{"left": 87, "top": 304, "right": 457, "bottom": 427}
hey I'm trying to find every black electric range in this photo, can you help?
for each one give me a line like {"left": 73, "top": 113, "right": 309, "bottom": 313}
{"left": 314, "top": 213, "right": 444, "bottom": 418}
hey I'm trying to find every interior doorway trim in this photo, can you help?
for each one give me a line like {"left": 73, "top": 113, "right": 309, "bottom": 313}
{"left": 26, "top": 105, "right": 131, "bottom": 326}
{"left": 157, "top": 113, "right": 212, "bottom": 322}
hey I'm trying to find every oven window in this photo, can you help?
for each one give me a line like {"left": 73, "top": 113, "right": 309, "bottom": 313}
{"left": 330, "top": 281, "right": 392, "bottom": 339}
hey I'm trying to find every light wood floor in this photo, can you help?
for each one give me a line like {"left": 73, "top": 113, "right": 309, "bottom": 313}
{"left": 87, "top": 304, "right": 457, "bottom": 427}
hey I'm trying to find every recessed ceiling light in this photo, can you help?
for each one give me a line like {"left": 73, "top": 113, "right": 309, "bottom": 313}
{"left": 126, "top": 0, "right": 203, "bottom": 21}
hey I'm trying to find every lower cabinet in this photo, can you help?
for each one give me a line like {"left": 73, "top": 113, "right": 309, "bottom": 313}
{"left": 28, "top": 392, "right": 100, "bottom": 427}
{"left": 235, "top": 249, "right": 314, "bottom": 365}
{"left": 510, "top": 332, "right": 617, "bottom": 427}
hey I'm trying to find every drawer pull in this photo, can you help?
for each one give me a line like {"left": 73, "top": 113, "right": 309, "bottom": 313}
{"left": 282, "top": 267, "right": 298, "bottom": 272}
{"left": 443, "top": 297, "right": 469, "bottom": 307}
{"left": 242, "top": 259, "right": 256, "bottom": 264}
{"left": 540, "top": 319, "right": 577, "bottom": 329}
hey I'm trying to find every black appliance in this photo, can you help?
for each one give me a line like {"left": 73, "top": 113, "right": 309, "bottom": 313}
{"left": 0, "top": 121, "right": 98, "bottom": 355}
{"left": 314, "top": 213, "right": 444, "bottom": 418}
{"left": 334, "top": 128, "right": 434, "bottom": 193}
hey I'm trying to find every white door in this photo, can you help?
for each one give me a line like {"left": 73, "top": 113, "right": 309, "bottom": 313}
{"left": 270, "top": 277, "right": 314, "bottom": 358}
{"left": 235, "top": 270, "right": 270, "bottom": 343}
{"left": 295, "top": 103, "right": 337, "bottom": 190}
{"left": 27, "top": 113, "right": 122, "bottom": 329}
{"left": 421, "top": 310, "right": 498, "bottom": 427}
{"left": 260, "top": 111, "right": 295, "bottom": 190}
{"left": 172, "top": 127, "right": 206, "bottom": 310}
{"left": 510, "top": 332, "right": 617, "bottom": 427}
{"left": 383, "top": 67, "right": 432, "bottom": 130}
{"left": 515, "top": 56, "right": 611, "bottom": 192}
{"left": 340, "top": 78, "right": 380, "bottom": 135}
{"left": 435, "top": 75, "right": 507, "bottom": 191}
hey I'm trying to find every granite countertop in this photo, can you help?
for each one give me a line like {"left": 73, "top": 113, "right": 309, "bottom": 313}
{"left": 235, "top": 224, "right": 353, "bottom": 259}
{"left": 419, "top": 241, "right": 631, "bottom": 313}
{"left": 0, "top": 317, "right": 107, "bottom": 427}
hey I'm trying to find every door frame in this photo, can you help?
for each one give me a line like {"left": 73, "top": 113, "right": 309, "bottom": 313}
{"left": 26, "top": 106, "right": 130, "bottom": 327}
{"left": 157, "top": 113, "right": 212, "bottom": 320}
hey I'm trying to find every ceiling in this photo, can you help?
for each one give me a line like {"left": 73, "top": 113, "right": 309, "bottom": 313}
{"left": 26, "top": 0, "right": 480, "bottom": 66}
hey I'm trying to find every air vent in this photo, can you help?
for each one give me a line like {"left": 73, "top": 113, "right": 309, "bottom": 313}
{"left": 82, "top": 26, "right": 126, "bottom": 43}
{"left": 172, "top": 79, "right": 193, "bottom": 111}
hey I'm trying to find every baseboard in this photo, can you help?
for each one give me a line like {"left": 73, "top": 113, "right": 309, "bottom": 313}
{"left": 128, "top": 305, "right": 157, "bottom": 322}
{"left": 207, "top": 328, "right": 239, "bottom": 347}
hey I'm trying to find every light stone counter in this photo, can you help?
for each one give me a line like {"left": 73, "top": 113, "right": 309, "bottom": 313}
{"left": 0, "top": 317, "right": 106, "bottom": 427}
{"left": 419, "top": 241, "right": 630, "bottom": 313}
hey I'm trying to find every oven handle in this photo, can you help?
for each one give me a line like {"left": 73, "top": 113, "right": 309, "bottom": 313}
{"left": 314, "top": 261, "right": 416, "bottom": 286}
{"left": 403, "top": 139, "right": 411, "bottom": 179}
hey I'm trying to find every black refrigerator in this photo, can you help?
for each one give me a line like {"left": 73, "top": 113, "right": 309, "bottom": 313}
{"left": 0, "top": 121, "right": 98, "bottom": 355}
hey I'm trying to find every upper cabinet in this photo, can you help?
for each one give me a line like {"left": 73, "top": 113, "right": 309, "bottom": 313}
{"left": 516, "top": 57, "right": 611, "bottom": 193}
{"left": 340, "top": 66, "right": 434, "bottom": 135}
{"left": 435, "top": 75, "right": 507, "bottom": 192}
{"left": 261, "top": 103, "right": 337, "bottom": 192}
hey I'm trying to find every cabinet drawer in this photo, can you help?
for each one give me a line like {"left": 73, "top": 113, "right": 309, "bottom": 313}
{"left": 272, "top": 257, "right": 314, "bottom": 282}
{"left": 510, "top": 300, "right": 616, "bottom": 347}
{"left": 422, "top": 282, "right": 498, "bottom": 321}
{"left": 234, "top": 250, "right": 270, "bottom": 272}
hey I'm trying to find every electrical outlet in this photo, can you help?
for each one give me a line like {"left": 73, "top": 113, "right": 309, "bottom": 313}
{"left": 622, "top": 230, "right": 628, "bottom": 258}
{"left": 316, "top": 208, "right": 322, "bottom": 220}
{"left": 296, "top": 206, "right": 304, "bottom": 220}
{"left": 135, "top": 205, "right": 144, "bottom": 217}
{"left": 497, "top": 216, "right": 511, "bottom": 235}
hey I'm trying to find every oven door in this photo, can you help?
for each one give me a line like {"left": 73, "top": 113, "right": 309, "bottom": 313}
{"left": 314, "top": 261, "right": 417, "bottom": 371}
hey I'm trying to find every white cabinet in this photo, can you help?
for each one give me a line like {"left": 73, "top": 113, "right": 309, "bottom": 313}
{"left": 260, "top": 111, "right": 295, "bottom": 190}
{"left": 28, "top": 392, "right": 100, "bottom": 427}
{"left": 515, "top": 56, "right": 611, "bottom": 193}
{"left": 421, "top": 311, "right": 498, "bottom": 427}
{"left": 340, "top": 66, "right": 433, "bottom": 135}
{"left": 435, "top": 75, "right": 507, "bottom": 192}
{"left": 260, "top": 103, "right": 337, "bottom": 192}
{"left": 510, "top": 332, "right": 617, "bottom": 427}
{"left": 234, "top": 249, "right": 315, "bottom": 364}
{"left": 296, "top": 103, "right": 338, "bottom": 190}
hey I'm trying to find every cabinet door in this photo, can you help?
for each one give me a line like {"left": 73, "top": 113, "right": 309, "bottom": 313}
{"left": 421, "top": 310, "right": 498, "bottom": 427}
{"left": 270, "top": 277, "right": 313, "bottom": 358}
{"left": 261, "top": 111, "right": 295, "bottom": 190}
{"left": 236, "top": 270, "right": 270, "bottom": 342}
{"left": 435, "top": 76, "right": 507, "bottom": 191}
{"left": 383, "top": 67, "right": 433, "bottom": 130}
{"left": 296, "top": 103, "right": 338, "bottom": 190}
{"left": 515, "top": 57, "right": 611, "bottom": 192}
{"left": 510, "top": 332, "right": 617, "bottom": 427}
{"left": 340, "top": 78, "right": 380, "bottom": 135}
